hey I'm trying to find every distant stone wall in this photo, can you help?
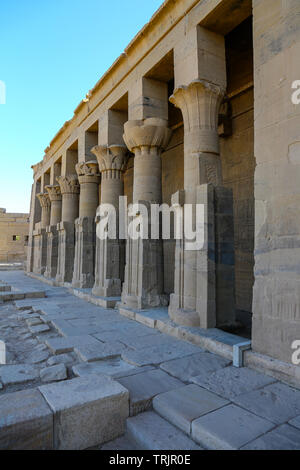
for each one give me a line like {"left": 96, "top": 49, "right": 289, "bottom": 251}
{"left": 0, "top": 209, "right": 29, "bottom": 263}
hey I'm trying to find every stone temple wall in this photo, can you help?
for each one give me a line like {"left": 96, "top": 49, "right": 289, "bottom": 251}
{"left": 0, "top": 208, "right": 29, "bottom": 263}
{"left": 26, "top": 0, "right": 300, "bottom": 367}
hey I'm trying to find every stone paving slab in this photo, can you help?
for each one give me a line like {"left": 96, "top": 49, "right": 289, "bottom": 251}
{"left": 40, "top": 364, "right": 67, "bottom": 383}
{"left": 120, "top": 332, "right": 183, "bottom": 350}
{"left": 160, "top": 352, "right": 230, "bottom": 382}
{"left": 101, "top": 434, "right": 140, "bottom": 450}
{"left": 94, "top": 328, "right": 159, "bottom": 344}
{"left": 46, "top": 335, "right": 101, "bottom": 354}
{"left": 233, "top": 382, "right": 300, "bottom": 425}
{"left": 241, "top": 424, "right": 300, "bottom": 450}
{"left": 289, "top": 415, "right": 300, "bottom": 430}
{"left": 0, "top": 389, "right": 53, "bottom": 449}
{"left": 191, "top": 365, "right": 276, "bottom": 399}
{"left": 73, "top": 358, "right": 153, "bottom": 379}
{"left": 74, "top": 340, "right": 128, "bottom": 362}
{"left": 126, "top": 411, "right": 202, "bottom": 450}
{"left": 0, "top": 364, "right": 39, "bottom": 386}
{"left": 117, "top": 369, "right": 184, "bottom": 416}
{"left": 192, "top": 404, "right": 274, "bottom": 450}
{"left": 122, "top": 341, "right": 201, "bottom": 366}
{"left": 153, "top": 384, "right": 229, "bottom": 435}
{"left": 29, "top": 324, "right": 50, "bottom": 334}
{"left": 39, "top": 374, "right": 129, "bottom": 449}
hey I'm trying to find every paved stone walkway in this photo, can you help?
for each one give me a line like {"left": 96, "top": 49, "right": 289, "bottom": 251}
{"left": 0, "top": 271, "right": 300, "bottom": 450}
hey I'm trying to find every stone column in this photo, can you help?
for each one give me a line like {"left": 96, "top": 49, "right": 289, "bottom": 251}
{"left": 72, "top": 162, "right": 100, "bottom": 288}
{"left": 90, "top": 145, "right": 128, "bottom": 300}
{"left": 44, "top": 185, "right": 62, "bottom": 279}
{"left": 37, "top": 193, "right": 51, "bottom": 228}
{"left": 46, "top": 185, "right": 62, "bottom": 226}
{"left": 168, "top": 80, "right": 235, "bottom": 328}
{"left": 56, "top": 175, "right": 80, "bottom": 284}
{"left": 27, "top": 178, "right": 42, "bottom": 273}
{"left": 121, "top": 117, "right": 171, "bottom": 310}
{"left": 33, "top": 193, "right": 51, "bottom": 275}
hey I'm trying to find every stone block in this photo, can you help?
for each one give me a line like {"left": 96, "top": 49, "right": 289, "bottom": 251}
{"left": 122, "top": 341, "right": 201, "bottom": 366}
{"left": 0, "top": 389, "right": 53, "bottom": 449}
{"left": 40, "top": 364, "right": 67, "bottom": 382}
{"left": 127, "top": 411, "right": 201, "bottom": 450}
{"left": 154, "top": 384, "right": 229, "bottom": 435}
{"left": 192, "top": 404, "right": 274, "bottom": 450}
{"left": 160, "top": 352, "right": 231, "bottom": 382}
{"left": 233, "top": 382, "right": 300, "bottom": 424}
{"left": 29, "top": 324, "right": 50, "bottom": 334}
{"left": 46, "top": 335, "right": 101, "bottom": 354}
{"left": 241, "top": 424, "right": 300, "bottom": 450}
{"left": 0, "top": 364, "right": 39, "bottom": 386}
{"left": 72, "top": 358, "right": 153, "bottom": 379}
{"left": 191, "top": 366, "right": 276, "bottom": 399}
{"left": 39, "top": 374, "right": 129, "bottom": 449}
{"left": 117, "top": 369, "right": 184, "bottom": 416}
{"left": 74, "top": 341, "right": 127, "bottom": 362}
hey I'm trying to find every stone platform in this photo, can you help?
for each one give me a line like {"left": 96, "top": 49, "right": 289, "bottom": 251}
{"left": 0, "top": 271, "right": 300, "bottom": 450}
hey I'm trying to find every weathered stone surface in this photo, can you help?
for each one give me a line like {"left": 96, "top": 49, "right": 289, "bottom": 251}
{"left": 39, "top": 374, "right": 129, "bottom": 449}
{"left": 46, "top": 335, "right": 100, "bottom": 354}
{"left": 233, "top": 383, "right": 300, "bottom": 425}
{"left": 117, "top": 369, "right": 184, "bottom": 416}
{"left": 26, "top": 317, "right": 42, "bottom": 327}
{"left": 27, "top": 349, "right": 50, "bottom": 364}
{"left": 241, "top": 424, "right": 300, "bottom": 450}
{"left": 127, "top": 411, "right": 202, "bottom": 450}
{"left": 289, "top": 415, "right": 300, "bottom": 430}
{"left": 153, "top": 384, "right": 229, "bottom": 435}
{"left": 120, "top": 332, "right": 182, "bottom": 350}
{"left": 40, "top": 364, "right": 67, "bottom": 383}
{"left": 191, "top": 366, "right": 276, "bottom": 399}
{"left": 47, "top": 353, "right": 75, "bottom": 366}
{"left": 192, "top": 404, "right": 274, "bottom": 450}
{"left": 74, "top": 341, "right": 127, "bottom": 362}
{"left": 160, "top": 352, "right": 230, "bottom": 382}
{"left": 0, "top": 389, "right": 53, "bottom": 449}
{"left": 101, "top": 434, "right": 140, "bottom": 450}
{"left": 29, "top": 324, "right": 50, "bottom": 334}
{"left": 0, "top": 364, "right": 39, "bottom": 386}
{"left": 72, "top": 358, "right": 149, "bottom": 379}
{"left": 122, "top": 342, "right": 201, "bottom": 366}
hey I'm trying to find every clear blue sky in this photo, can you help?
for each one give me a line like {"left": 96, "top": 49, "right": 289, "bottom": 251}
{"left": 0, "top": 0, "right": 162, "bottom": 213}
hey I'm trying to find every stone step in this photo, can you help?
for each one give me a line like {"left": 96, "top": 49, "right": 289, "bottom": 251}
{"left": 153, "top": 384, "right": 229, "bottom": 436}
{"left": 101, "top": 433, "right": 140, "bottom": 450}
{"left": 0, "top": 284, "right": 11, "bottom": 292}
{"left": 0, "top": 290, "right": 45, "bottom": 302}
{"left": 126, "top": 411, "right": 201, "bottom": 450}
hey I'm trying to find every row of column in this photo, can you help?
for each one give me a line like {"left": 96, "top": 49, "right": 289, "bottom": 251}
{"left": 32, "top": 79, "right": 235, "bottom": 328}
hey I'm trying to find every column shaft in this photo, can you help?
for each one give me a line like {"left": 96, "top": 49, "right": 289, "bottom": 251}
{"left": 91, "top": 145, "right": 127, "bottom": 298}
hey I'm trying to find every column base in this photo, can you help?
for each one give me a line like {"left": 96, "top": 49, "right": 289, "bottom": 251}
{"left": 92, "top": 278, "right": 122, "bottom": 298}
{"left": 168, "top": 293, "right": 200, "bottom": 327}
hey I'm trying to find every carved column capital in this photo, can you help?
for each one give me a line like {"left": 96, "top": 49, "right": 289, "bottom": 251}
{"left": 37, "top": 193, "right": 51, "bottom": 209}
{"left": 91, "top": 145, "right": 128, "bottom": 180}
{"left": 170, "top": 80, "right": 225, "bottom": 186}
{"left": 57, "top": 175, "right": 80, "bottom": 195}
{"left": 75, "top": 161, "right": 100, "bottom": 185}
{"left": 170, "top": 79, "right": 225, "bottom": 135}
{"left": 123, "top": 118, "right": 172, "bottom": 156}
{"left": 45, "top": 185, "right": 62, "bottom": 202}
{"left": 37, "top": 193, "right": 51, "bottom": 228}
